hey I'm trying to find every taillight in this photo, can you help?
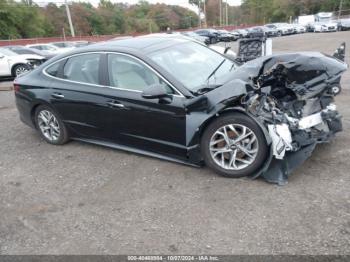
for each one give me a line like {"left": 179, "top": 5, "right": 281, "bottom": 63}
{"left": 13, "top": 83, "right": 20, "bottom": 93}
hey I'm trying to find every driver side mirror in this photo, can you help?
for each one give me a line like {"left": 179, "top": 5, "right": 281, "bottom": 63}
{"left": 142, "top": 84, "right": 170, "bottom": 99}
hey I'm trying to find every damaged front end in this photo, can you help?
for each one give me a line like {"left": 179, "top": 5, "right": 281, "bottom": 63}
{"left": 241, "top": 52, "right": 347, "bottom": 184}
{"left": 187, "top": 50, "right": 348, "bottom": 185}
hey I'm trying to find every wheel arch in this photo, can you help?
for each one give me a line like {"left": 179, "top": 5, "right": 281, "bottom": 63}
{"left": 198, "top": 107, "right": 272, "bottom": 146}
{"left": 11, "top": 63, "right": 29, "bottom": 76}
{"left": 30, "top": 100, "right": 57, "bottom": 127}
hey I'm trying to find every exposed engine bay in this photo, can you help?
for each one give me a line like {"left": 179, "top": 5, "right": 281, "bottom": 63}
{"left": 186, "top": 43, "right": 348, "bottom": 185}
{"left": 236, "top": 48, "right": 347, "bottom": 184}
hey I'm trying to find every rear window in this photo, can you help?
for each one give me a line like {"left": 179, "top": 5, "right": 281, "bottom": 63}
{"left": 46, "top": 62, "right": 60, "bottom": 77}
{"left": 63, "top": 53, "right": 100, "bottom": 84}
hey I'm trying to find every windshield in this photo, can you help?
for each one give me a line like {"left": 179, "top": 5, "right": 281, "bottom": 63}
{"left": 0, "top": 48, "right": 17, "bottom": 56}
{"left": 318, "top": 17, "right": 331, "bottom": 23}
{"left": 148, "top": 42, "right": 237, "bottom": 92}
{"left": 53, "top": 42, "right": 74, "bottom": 48}
{"left": 39, "top": 45, "right": 57, "bottom": 51}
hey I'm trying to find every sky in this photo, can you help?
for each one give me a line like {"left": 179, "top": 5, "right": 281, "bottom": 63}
{"left": 34, "top": 0, "right": 242, "bottom": 11}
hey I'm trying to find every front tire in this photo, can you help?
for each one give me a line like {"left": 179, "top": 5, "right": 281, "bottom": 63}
{"left": 201, "top": 113, "right": 268, "bottom": 178}
{"left": 35, "top": 105, "right": 69, "bottom": 145}
{"left": 12, "top": 64, "right": 30, "bottom": 77}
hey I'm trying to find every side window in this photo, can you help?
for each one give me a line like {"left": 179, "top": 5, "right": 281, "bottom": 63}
{"left": 107, "top": 54, "right": 174, "bottom": 94}
{"left": 63, "top": 53, "right": 100, "bottom": 84}
{"left": 46, "top": 62, "right": 60, "bottom": 77}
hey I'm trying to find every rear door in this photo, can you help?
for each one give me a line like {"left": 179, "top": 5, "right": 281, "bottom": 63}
{"left": 46, "top": 52, "right": 121, "bottom": 140}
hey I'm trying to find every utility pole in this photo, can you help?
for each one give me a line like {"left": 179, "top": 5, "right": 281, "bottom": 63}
{"left": 198, "top": 1, "right": 201, "bottom": 28}
{"left": 65, "top": 0, "right": 75, "bottom": 37}
{"left": 219, "top": 0, "right": 222, "bottom": 26}
{"left": 203, "top": 0, "right": 207, "bottom": 28}
{"left": 338, "top": 0, "right": 344, "bottom": 20}
{"left": 225, "top": 0, "right": 228, "bottom": 26}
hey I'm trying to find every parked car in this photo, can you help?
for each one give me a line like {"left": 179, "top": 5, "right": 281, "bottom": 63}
{"left": 3, "top": 45, "right": 55, "bottom": 60}
{"left": 230, "top": 30, "right": 241, "bottom": 40}
{"left": 260, "top": 26, "right": 279, "bottom": 37}
{"left": 266, "top": 23, "right": 294, "bottom": 35}
{"left": 246, "top": 27, "right": 265, "bottom": 38}
{"left": 50, "top": 41, "right": 76, "bottom": 52}
{"left": 0, "top": 47, "right": 45, "bottom": 77}
{"left": 305, "top": 22, "right": 316, "bottom": 32}
{"left": 216, "top": 29, "right": 238, "bottom": 42}
{"left": 233, "top": 29, "right": 249, "bottom": 38}
{"left": 13, "top": 36, "right": 347, "bottom": 184}
{"left": 314, "top": 21, "right": 338, "bottom": 32}
{"left": 337, "top": 19, "right": 350, "bottom": 31}
{"left": 194, "top": 29, "right": 219, "bottom": 44}
{"left": 293, "top": 24, "right": 306, "bottom": 33}
{"left": 181, "top": 31, "right": 210, "bottom": 45}
{"left": 73, "top": 41, "right": 95, "bottom": 47}
{"left": 26, "top": 43, "right": 66, "bottom": 55}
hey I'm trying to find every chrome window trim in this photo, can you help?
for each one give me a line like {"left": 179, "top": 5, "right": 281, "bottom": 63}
{"left": 42, "top": 51, "right": 185, "bottom": 98}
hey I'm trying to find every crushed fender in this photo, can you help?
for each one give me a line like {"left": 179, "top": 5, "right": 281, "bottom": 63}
{"left": 186, "top": 44, "right": 347, "bottom": 184}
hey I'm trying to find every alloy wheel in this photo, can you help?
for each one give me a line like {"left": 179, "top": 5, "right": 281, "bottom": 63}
{"left": 209, "top": 124, "right": 259, "bottom": 170}
{"left": 37, "top": 110, "right": 60, "bottom": 142}
{"left": 15, "top": 65, "right": 29, "bottom": 76}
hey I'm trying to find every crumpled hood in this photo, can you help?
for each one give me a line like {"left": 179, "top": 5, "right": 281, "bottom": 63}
{"left": 225, "top": 52, "right": 348, "bottom": 99}
{"left": 17, "top": 54, "right": 45, "bottom": 60}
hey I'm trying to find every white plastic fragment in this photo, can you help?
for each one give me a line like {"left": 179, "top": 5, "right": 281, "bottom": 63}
{"left": 268, "top": 124, "right": 293, "bottom": 160}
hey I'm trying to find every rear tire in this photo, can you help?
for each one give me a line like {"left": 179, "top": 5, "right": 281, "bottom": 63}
{"left": 34, "top": 105, "right": 69, "bottom": 145}
{"left": 201, "top": 113, "right": 268, "bottom": 178}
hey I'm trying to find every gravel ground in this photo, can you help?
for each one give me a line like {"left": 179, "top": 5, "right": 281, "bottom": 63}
{"left": 0, "top": 31, "right": 350, "bottom": 255}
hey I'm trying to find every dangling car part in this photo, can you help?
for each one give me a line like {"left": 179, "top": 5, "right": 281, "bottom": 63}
{"left": 14, "top": 37, "right": 347, "bottom": 185}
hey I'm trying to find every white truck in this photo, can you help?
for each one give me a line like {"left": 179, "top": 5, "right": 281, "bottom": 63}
{"left": 298, "top": 15, "right": 315, "bottom": 25}
{"left": 314, "top": 12, "right": 337, "bottom": 32}
{"left": 315, "top": 12, "right": 333, "bottom": 22}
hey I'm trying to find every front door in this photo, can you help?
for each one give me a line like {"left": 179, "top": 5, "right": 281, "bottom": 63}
{"left": 103, "top": 53, "right": 187, "bottom": 159}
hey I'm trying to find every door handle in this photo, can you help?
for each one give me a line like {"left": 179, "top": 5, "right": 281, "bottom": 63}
{"left": 51, "top": 93, "right": 64, "bottom": 99}
{"left": 107, "top": 101, "right": 125, "bottom": 108}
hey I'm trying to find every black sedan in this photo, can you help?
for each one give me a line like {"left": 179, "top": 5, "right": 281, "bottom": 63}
{"left": 194, "top": 29, "right": 219, "bottom": 44}
{"left": 14, "top": 37, "right": 347, "bottom": 184}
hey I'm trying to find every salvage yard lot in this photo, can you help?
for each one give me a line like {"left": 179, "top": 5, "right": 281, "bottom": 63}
{"left": 0, "top": 31, "right": 350, "bottom": 255}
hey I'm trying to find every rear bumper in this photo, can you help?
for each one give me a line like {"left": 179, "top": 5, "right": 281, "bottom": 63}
{"left": 15, "top": 93, "right": 35, "bottom": 128}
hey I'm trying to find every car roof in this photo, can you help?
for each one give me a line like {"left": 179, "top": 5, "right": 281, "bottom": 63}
{"left": 45, "top": 35, "right": 200, "bottom": 66}
{"left": 30, "top": 43, "right": 55, "bottom": 46}
{"left": 73, "top": 36, "right": 193, "bottom": 54}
